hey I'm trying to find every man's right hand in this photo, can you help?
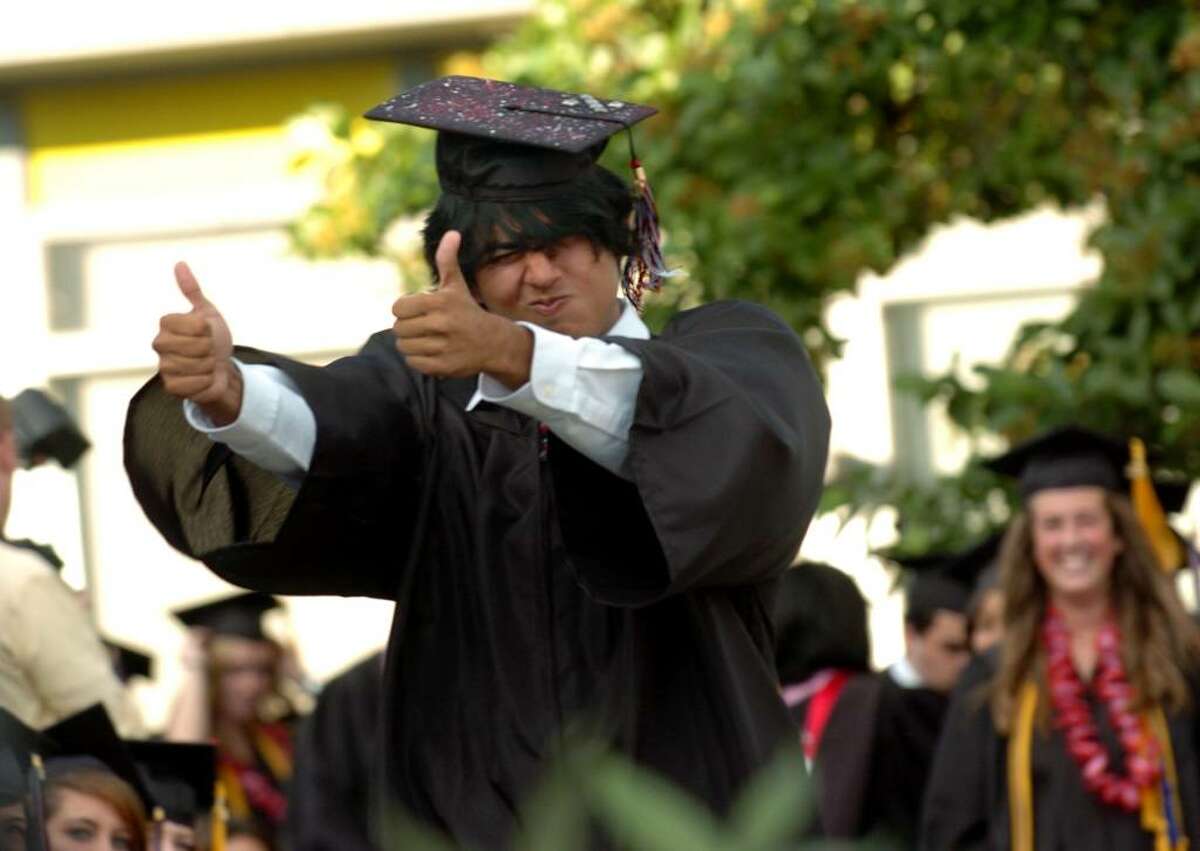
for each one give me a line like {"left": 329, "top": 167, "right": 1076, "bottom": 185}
{"left": 153, "top": 262, "right": 243, "bottom": 426}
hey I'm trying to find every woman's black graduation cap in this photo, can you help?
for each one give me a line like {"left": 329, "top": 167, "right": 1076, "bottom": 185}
{"left": 172, "top": 591, "right": 280, "bottom": 640}
{"left": 9, "top": 388, "right": 90, "bottom": 469}
{"left": 127, "top": 741, "right": 215, "bottom": 826}
{"left": 40, "top": 704, "right": 156, "bottom": 814}
{"left": 984, "top": 425, "right": 1128, "bottom": 499}
{"left": 985, "top": 425, "right": 1193, "bottom": 570}
{"left": 363, "top": 75, "right": 671, "bottom": 307}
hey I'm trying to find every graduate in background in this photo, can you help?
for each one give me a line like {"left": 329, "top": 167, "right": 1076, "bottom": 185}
{"left": 35, "top": 704, "right": 156, "bottom": 851}
{"left": 0, "top": 394, "right": 142, "bottom": 737}
{"left": 286, "top": 650, "right": 383, "bottom": 851}
{"left": 166, "top": 593, "right": 294, "bottom": 848}
{"left": 128, "top": 740, "right": 219, "bottom": 851}
{"left": 887, "top": 558, "right": 972, "bottom": 694}
{"left": 923, "top": 427, "right": 1200, "bottom": 851}
{"left": 773, "top": 561, "right": 877, "bottom": 838}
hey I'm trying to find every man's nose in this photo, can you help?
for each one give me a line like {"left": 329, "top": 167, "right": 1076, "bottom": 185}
{"left": 522, "top": 251, "right": 558, "bottom": 287}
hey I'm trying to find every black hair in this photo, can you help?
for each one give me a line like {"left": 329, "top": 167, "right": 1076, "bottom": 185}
{"left": 773, "top": 562, "right": 871, "bottom": 685}
{"left": 904, "top": 575, "right": 969, "bottom": 634}
{"left": 421, "top": 164, "right": 634, "bottom": 287}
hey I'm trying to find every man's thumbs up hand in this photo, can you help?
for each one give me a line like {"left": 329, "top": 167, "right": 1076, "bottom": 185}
{"left": 391, "top": 231, "right": 532, "bottom": 388}
{"left": 153, "top": 262, "right": 243, "bottom": 426}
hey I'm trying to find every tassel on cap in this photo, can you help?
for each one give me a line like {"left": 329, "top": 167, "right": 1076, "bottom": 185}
{"left": 1128, "top": 437, "right": 1185, "bottom": 573}
{"left": 622, "top": 158, "right": 677, "bottom": 312}
{"left": 211, "top": 780, "right": 229, "bottom": 851}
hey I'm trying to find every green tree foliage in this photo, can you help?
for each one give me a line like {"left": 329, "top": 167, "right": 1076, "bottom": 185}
{"left": 289, "top": 0, "right": 1200, "bottom": 552}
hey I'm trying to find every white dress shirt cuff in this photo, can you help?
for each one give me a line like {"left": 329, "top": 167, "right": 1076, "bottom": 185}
{"left": 471, "top": 322, "right": 583, "bottom": 415}
{"left": 183, "top": 359, "right": 315, "bottom": 475}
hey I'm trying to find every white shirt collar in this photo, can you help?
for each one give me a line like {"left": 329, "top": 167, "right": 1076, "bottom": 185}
{"left": 608, "top": 299, "right": 651, "bottom": 339}
{"left": 888, "top": 657, "right": 925, "bottom": 689}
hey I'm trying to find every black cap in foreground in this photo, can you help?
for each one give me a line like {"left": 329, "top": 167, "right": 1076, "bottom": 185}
{"left": 9, "top": 388, "right": 91, "bottom": 469}
{"left": 40, "top": 704, "right": 155, "bottom": 814}
{"left": 103, "top": 640, "right": 154, "bottom": 683}
{"left": 172, "top": 591, "right": 280, "bottom": 641}
{"left": 127, "top": 741, "right": 215, "bottom": 825}
{"left": 364, "top": 75, "right": 657, "bottom": 201}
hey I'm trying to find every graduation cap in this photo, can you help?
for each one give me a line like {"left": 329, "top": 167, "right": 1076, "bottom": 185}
{"left": 103, "top": 640, "right": 154, "bottom": 683}
{"left": 886, "top": 548, "right": 977, "bottom": 618}
{"left": 364, "top": 75, "right": 671, "bottom": 308}
{"left": 985, "top": 426, "right": 1191, "bottom": 571}
{"left": 40, "top": 704, "right": 155, "bottom": 814}
{"left": 172, "top": 591, "right": 281, "bottom": 641}
{"left": 0, "top": 706, "right": 39, "bottom": 806}
{"left": 127, "top": 741, "right": 215, "bottom": 826}
{"left": 9, "top": 388, "right": 90, "bottom": 469}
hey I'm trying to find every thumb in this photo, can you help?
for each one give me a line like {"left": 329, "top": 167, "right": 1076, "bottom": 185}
{"left": 174, "top": 261, "right": 211, "bottom": 312}
{"left": 435, "top": 231, "right": 469, "bottom": 293}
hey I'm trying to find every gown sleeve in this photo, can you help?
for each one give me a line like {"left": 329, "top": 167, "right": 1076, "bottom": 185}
{"left": 124, "top": 331, "right": 434, "bottom": 599}
{"left": 548, "top": 300, "right": 831, "bottom": 606}
{"left": 920, "top": 654, "right": 998, "bottom": 851}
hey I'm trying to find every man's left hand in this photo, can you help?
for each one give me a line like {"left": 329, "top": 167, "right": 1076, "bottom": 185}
{"left": 391, "top": 231, "right": 533, "bottom": 388}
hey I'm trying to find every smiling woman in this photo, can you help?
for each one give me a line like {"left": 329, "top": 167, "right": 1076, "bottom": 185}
{"left": 923, "top": 426, "right": 1200, "bottom": 851}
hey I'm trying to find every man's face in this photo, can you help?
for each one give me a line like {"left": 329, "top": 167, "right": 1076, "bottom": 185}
{"left": 473, "top": 236, "right": 623, "bottom": 338}
{"left": 906, "top": 609, "right": 970, "bottom": 694}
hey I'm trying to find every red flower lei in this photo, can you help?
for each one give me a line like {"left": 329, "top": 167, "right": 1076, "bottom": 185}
{"left": 1042, "top": 606, "right": 1161, "bottom": 812}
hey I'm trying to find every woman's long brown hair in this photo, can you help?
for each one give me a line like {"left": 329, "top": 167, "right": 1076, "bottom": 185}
{"left": 991, "top": 492, "right": 1200, "bottom": 733}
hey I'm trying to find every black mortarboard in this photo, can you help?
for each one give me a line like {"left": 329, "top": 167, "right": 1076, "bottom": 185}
{"left": 773, "top": 562, "right": 870, "bottom": 684}
{"left": 984, "top": 426, "right": 1126, "bottom": 499}
{"left": 9, "top": 388, "right": 90, "bottom": 469}
{"left": 127, "top": 741, "right": 215, "bottom": 825}
{"left": 985, "top": 425, "right": 1193, "bottom": 509}
{"left": 886, "top": 550, "right": 973, "bottom": 617}
{"left": 364, "top": 76, "right": 672, "bottom": 308}
{"left": 40, "top": 705, "right": 155, "bottom": 814}
{"left": 172, "top": 591, "right": 280, "bottom": 640}
{"left": 103, "top": 640, "right": 154, "bottom": 683}
{"left": 0, "top": 707, "right": 38, "bottom": 806}
{"left": 364, "top": 75, "right": 657, "bottom": 201}
{"left": 940, "top": 533, "right": 1004, "bottom": 591}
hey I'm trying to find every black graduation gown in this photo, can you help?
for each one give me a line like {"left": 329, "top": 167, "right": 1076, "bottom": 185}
{"left": 124, "top": 300, "right": 831, "bottom": 848}
{"left": 287, "top": 651, "right": 384, "bottom": 851}
{"left": 922, "top": 653, "right": 1200, "bottom": 851}
{"left": 790, "top": 672, "right": 948, "bottom": 847}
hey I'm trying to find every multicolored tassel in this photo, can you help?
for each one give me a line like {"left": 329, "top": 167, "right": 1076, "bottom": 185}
{"left": 622, "top": 159, "right": 677, "bottom": 312}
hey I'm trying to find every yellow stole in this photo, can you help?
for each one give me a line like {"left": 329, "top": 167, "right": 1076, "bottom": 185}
{"left": 1008, "top": 680, "right": 1188, "bottom": 851}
